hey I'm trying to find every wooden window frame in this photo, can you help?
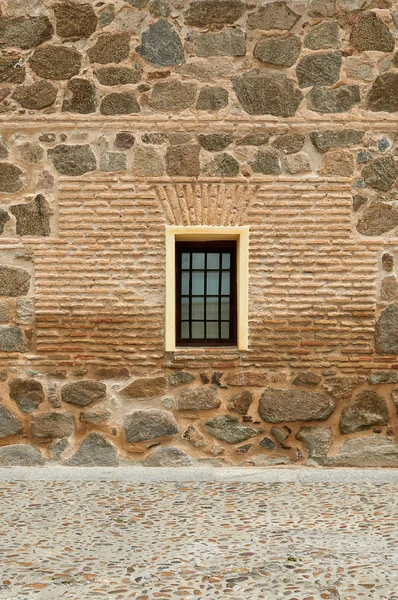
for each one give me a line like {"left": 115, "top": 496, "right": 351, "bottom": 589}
{"left": 165, "top": 226, "right": 249, "bottom": 352}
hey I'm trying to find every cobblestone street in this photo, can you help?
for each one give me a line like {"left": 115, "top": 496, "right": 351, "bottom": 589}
{"left": 0, "top": 470, "right": 397, "bottom": 600}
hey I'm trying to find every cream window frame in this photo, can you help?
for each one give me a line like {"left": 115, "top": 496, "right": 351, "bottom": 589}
{"left": 165, "top": 226, "right": 249, "bottom": 351}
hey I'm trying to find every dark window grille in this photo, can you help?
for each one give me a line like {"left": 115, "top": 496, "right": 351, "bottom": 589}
{"left": 176, "top": 241, "right": 237, "bottom": 346}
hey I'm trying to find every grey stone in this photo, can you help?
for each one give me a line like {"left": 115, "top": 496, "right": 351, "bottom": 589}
{"left": 48, "top": 145, "right": 97, "bottom": 176}
{"left": 177, "top": 386, "right": 220, "bottom": 410}
{"left": 196, "top": 86, "right": 229, "bottom": 111}
{"left": 124, "top": 0, "right": 147, "bottom": 6}
{"left": 375, "top": 303, "right": 398, "bottom": 354}
{"left": 136, "top": 19, "right": 184, "bottom": 67}
{"left": 259, "top": 388, "right": 335, "bottom": 423}
{"left": 123, "top": 409, "right": 179, "bottom": 443}
{"left": 204, "top": 415, "right": 262, "bottom": 444}
{"left": 285, "top": 152, "right": 311, "bottom": 174}
{"left": 392, "top": 388, "right": 398, "bottom": 412}
{"left": 80, "top": 406, "right": 111, "bottom": 425}
{"left": 61, "top": 380, "right": 107, "bottom": 407}
{"left": 323, "top": 376, "right": 365, "bottom": 399}
{"left": 16, "top": 298, "right": 34, "bottom": 326}
{"left": 62, "top": 78, "right": 97, "bottom": 114}
{"left": 292, "top": 371, "right": 322, "bottom": 386}
{"left": 0, "top": 208, "right": 9, "bottom": 234}
{"left": 169, "top": 371, "right": 195, "bottom": 386}
{"left": 0, "top": 163, "right": 25, "bottom": 193}
{"left": 12, "top": 80, "right": 57, "bottom": 109}
{"left": 366, "top": 74, "right": 398, "bottom": 113}
{"left": 115, "top": 132, "right": 135, "bottom": 149}
{"left": 304, "top": 20, "right": 340, "bottom": 50}
{"left": 308, "top": 0, "right": 335, "bottom": 17}
{"left": 351, "top": 12, "right": 394, "bottom": 52}
{"left": 306, "top": 85, "right": 360, "bottom": 113}
{"left": 324, "top": 435, "right": 398, "bottom": 467}
{"left": 94, "top": 366, "right": 130, "bottom": 379}
{"left": 0, "top": 56, "right": 25, "bottom": 83}
{"left": 100, "top": 151, "right": 127, "bottom": 173}
{"left": 0, "top": 444, "right": 45, "bottom": 466}
{"left": 244, "top": 455, "right": 291, "bottom": 466}
{"left": 250, "top": 148, "right": 281, "bottom": 175}
{"left": 272, "top": 133, "right": 305, "bottom": 154}
{"left": 259, "top": 437, "right": 276, "bottom": 450}
{"left": 357, "top": 202, "right": 398, "bottom": 236}
{"left": 53, "top": 2, "right": 98, "bottom": 38}
{"left": 356, "top": 152, "right": 372, "bottom": 165}
{"left": 0, "top": 266, "right": 30, "bottom": 296}
{"left": 380, "top": 276, "right": 398, "bottom": 302}
{"left": 0, "top": 405, "right": 23, "bottom": 438}
{"left": 234, "top": 69, "right": 303, "bottom": 117}
{"left": 254, "top": 35, "right": 301, "bottom": 67}
{"left": 340, "top": 390, "right": 388, "bottom": 434}
{"left": 296, "top": 51, "right": 342, "bottom": 88}
{"left": 182, "top": 424, "right": 207, "bottom": 448}
{"left": 31, "top": 412, "right": 74, "bottom": 439}
{"left": 382, "top": 252, "right": 394, "bottom": 272}
{"left": 228, "top": 390, "right": 253, "bottom": 415}
{"left": 319, "top": 149, "right": 354, "bottom": 177}
{"left": 236, "top": 133, "right": 270, "bottom": 146}
{"left": 295, "top": 426, "right": 333, "bottom": 458}
{"left": 64, "top": 433, "right": 119, "bottom": 467}
{"left": 88, "top": 33, "right": 131, "bottom": 64}
{"left": 271, "top": 426, "right": 289, "bottom": 444}
{"left": 144, "top": 446, "right": 192, "bottom": 466}
{"left": 362, "top": 157, "right": 397, "bottom": 192}
{"left": 99, "top": 5, "right": 115, "bottom": 27}
{"left": 148, "top": 80, "right": 197, "bottom": 111}
{"left": 0, "top": 16, "right": 53, "bottom": 49}
{"left": 95, "top": 66, "right": 142, "bottom": 86}
{"left": 183, "top": 0, "right": 245, "bottom": 27}
{"left": 309, "top": 129, "right": 364, "bottom": 152}
{"left": 345, "top": 56, "right": 375, "bottom": 81}
{"left": 30, "top": 45, "right": 82, "bottom": 80}
{"left": 177, "top": 57, "right": 232, "bottom": 82}
{"left": 368, "top": 371, "right": 398, "bottom": 384}
{"left": 141, "top": 132, "right": 167, "bottom": 145}
{"left": 247, "top": 2, "right": 300, "bottom": 30}
{"left": 0, "top": 136, "right": 8, "bottom": 159}
{"left": 100, "top": 92, "right": 140, "bottom": 115}
{"left": 194, "top": 28, "right": 246, "bottom": 57}
{"left": 166, "top": 145, "right": 200, "bottom": 177}
{"left": 121, "top": 376, "right": 167, "bottom": 399}
{"left": 133, "top": 147, "right": 164, "bottom": 176}
{"left": 203, "top": 152, "right": 240, "bottom": 177}
{"left": 50, "top": 438, "right": 69, "bottom": 459}
{"left": 19, "top": 142, "right": 43, "bottom": 164}
{"left": 149, "top": 0, "right": 171, "bottom": 17}
{"left": 10, "top": 195, "right": 51, "bottom": 236}
{"left": 0, "top": 326, "right": 26, "bottom": 352}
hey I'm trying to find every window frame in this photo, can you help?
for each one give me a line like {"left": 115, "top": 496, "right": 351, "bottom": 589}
{"left": 165, "top": 226, "right": 249, "bottom": 351}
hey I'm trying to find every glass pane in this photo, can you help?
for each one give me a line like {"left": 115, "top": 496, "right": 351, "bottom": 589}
{"left": 207, "top": 272, "right": 219, "bottom": 295}
{"left": 221, "top": 272, "right": 230, "bottom": 295}
{"left": 192, "top": 297, "right": 204, "bottom": 320}
{"left": 181, "top": 297, "right": 189, "bottom": 320}
{"left": 192, "top": 322, "right": 204, "bottom": 339}
{"left": 207, "top": 253, "right": 219, "bottom": 269}
{"left": 181, "top": 253, "right": 190, "bottom": 269}
{"left": 192, "top": 253, "right": 205, "bottom": 269}
{"left": 206, "top": 297, "right": 218, "bottom": 320}
{"left": 222, "top": 253, "right": 230, "bottom": 269}
{"left": 181, "top": 272, "right": 190, "bottom": 295}
{"left": 221, "top": 297, "right": 230, "bottom": 320}
{"left": 221, "top": 322, "right": 229, "bottom": 339}
{"left": 206, "top": 322, "right": 219, "bottom": 339}
{"left": 181, "top": 322, "right": 189, "bottom": 339}
{"left": 192, "top": 272, "right": 204, "bottom": 295}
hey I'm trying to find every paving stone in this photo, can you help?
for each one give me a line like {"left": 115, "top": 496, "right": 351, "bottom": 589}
{"left": 88, "top": 33, "right": 131, "bottom": 64}
{"left": 367, "top": 73, "right": 398, "bottom": 113}
{"left": 61, "top": 380, "right": 107, "bottom": 407}
{"left": 203, "top": 152, "right": 240, "bottom": 177}
{"left": 234, "top": 69, "right": 303, "bottom": 117}
{"left": 375, "top": 303, "right": 398, "bottom": 354}
{"left": 254, "top": 34, "right": 301, "bottom": 67}
{"left": 62, "top": 78, "right": 97, "bottom": 114}
{"left": 95, "top": 66, "right": 142, "bottom": 86}
{"left": 53, "top": 2, "right": 97, "bottom": 38}
{"left": 296, "top": 426, "right": 333, "bottom": 458}
{"left": 120, "top": 376, "right": 167, "bottom": 399}
{"left": 177, "top": 386, "right": 220, "bottom": 410}
{"left": 247, "top": 2, "right": 300, "bottom": 30}
{"left": 64, "top": 433, "right": 119, "bottom": 466}
{"left": 205, "top": 415, "right": 262, "bottom": 444}
{"left": 11, "top": 194, "right": 51, "bottom": 236}
{"left": 350, "top": 11, "right": 395, "bottom": 52}
{"left": 148, "top": 80, "right": 197, "bottom": 111}
{"left": 306, "top": 85, "right": 360, "bottom": 113}
{"left": 0, "top": 326, "right": 26, "bottom": 352}
{"left": 48, "top": 144, "right": 97, "bottom": 176}
{"left": 340, "top": 390, "right": 388, "bottom": 434}
{"left": 31, "top": 412, "right": 74, "bottom": 439}
{"left": 30, "top": 45, "right": 82, "bottom": 80}
{"left": 136, "top": 19, "right": 184, "bottom": 66}
{"left": 196, "top": 86, "right": 229, "bottom": 111}
{"left": 259, "top": 388, "right": 335, "bottom": 422}
{"left": 194, "top": 28, "right": 246, "bottom": 57}
{"left": 0, "top": 16, "right": 53, "bottom": 49}
{"left": 12, "top": 80, "right": 57, "bottom": 109}
{"left": 0, "top": 405, "right": 23, "bottom": 438}
{"left": 357, "top": 201, "right": 398, "bottom": 236}
{"left": 0, "top": 56, "right": 25, "bottom": 83}
{"left": 0, "top": 266, "right": 30, "bottom": 296}
{"left": 304, "top": 20, "right": 340, "bottom": 49}
{"left": 183, "top": 0, "right": 245, "bottom": 27}
{"left": 144, "top": 446, "right": 192, "bottom": 466}
{"left": 0, "top": 444, "right": 44, "bottom": 466}
{"left": 123, "top": 409, "right": 179, "bottom": 443}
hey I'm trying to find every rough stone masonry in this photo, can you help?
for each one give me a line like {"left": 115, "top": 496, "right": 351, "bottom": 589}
{"left": 1, "top": 0, "right": 398, "bottom": 468}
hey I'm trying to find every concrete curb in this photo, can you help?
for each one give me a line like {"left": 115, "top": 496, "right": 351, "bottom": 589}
{"left": 0, "top": 466, "right": 398, "bottom": 483}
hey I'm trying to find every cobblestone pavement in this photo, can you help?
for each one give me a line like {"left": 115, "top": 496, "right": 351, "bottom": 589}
{"left": 0, "top": 475, "right": 397, "bottom": 599}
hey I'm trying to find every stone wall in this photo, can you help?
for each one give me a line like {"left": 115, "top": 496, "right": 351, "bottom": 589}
{"left": 1, "top": 0, "right": 398, "bottom": 467}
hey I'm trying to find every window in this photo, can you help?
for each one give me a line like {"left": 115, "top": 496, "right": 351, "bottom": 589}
{"left": 176, "top": 241, "right": 237, "bottom": 346}
{"left": 165, "top": 226, "right": 249, "bottom": 351}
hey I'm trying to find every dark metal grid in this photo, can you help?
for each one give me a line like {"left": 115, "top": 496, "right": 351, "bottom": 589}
{"left": 176, "top": 241, "right": 237, "bottom": 347}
